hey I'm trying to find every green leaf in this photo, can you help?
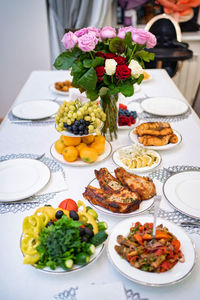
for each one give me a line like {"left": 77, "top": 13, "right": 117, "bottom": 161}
{"left": 108, "top": 86, "right": 119, "bottom": 95}
{"left": 83, "top": 59, "right": 92, "bottom": 68}
{"left": 77, "top": 67, "right": 97, "bottom": 90}
{"left": 53, "top": 48, "right": 81, "bottom": 70}
{"left": 124, "top": 32, "right": 132, "bottom": 48}
{"left": 71, "top": 61, "right": 85, "bottom": 84}
{"left": 99, "top": 87, "right": 109, "bottom": 97}
{"left": 86, "top": 90, "right": 99, "bottom": 101}
{"left": 119, "top": 81, "right": 134, "bottom": 97}
{"left": 135, "top": 50, "right": 155, "bottom": 62}
{"left": 126, "top": 47, "right": 133, "bottom": 60}
{"left": 109, "top": 37, "right": 125, "bottom": 54}
{"left": 137, "top": 74, "right": 144, "bottom": 84}
{"left": 103, "top": 75, "right": 110, "bottom": 86}
{"left": 92, "top": 57, "right": 104, "bottom": 68}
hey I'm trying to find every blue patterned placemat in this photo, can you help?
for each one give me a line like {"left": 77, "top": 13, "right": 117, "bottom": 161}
{"left": 53, "top": 286, "right": 148, "bottom": 300}
{"left": 7, "top": 111, "right": 55, "bottom": 126}
{"left": 0, "top": 153, "right": 66, "bottom": 214}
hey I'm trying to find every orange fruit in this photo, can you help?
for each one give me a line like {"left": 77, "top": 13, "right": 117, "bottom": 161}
{"left": 81, "top": 135, "right": 95, "bottom": 145}
{"left": 76, "top": 143, "right": 87, "bottom": 156}
{"left": 94, "top": 135, "right": 105, "bottom": 144}
{"left": 54, "top": 140, "right": 65, "bottom": 154}
{"left": 90, "top": 141, "right": 105, "bottom": 155}
{"left": 80, "top": 146, "right": 98, "bottom": 163}
{"left": 62, "top": 146, "right": 78, "bottom": 162}
{"left": 63, "top": 136, "right": 81, "bottom": 146}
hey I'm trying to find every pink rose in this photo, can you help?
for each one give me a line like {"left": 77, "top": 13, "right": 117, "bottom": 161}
{"left": 131, "top": 29, "right": 149, "bottom": 45}
{"left": 61, "top": 31, "right": 78, "bottom": 50}
{"left": 100, "top": 26, "right": 116, "bottom": 39}
{"left": 75, "top": 28, "right": 88, "bottom": 37}
{"left": 88, "top": 27, "right": 100, "bottom": 37}
{"left": 117, "top": 26, "right": 135, "bottom": 39}
{"left": 146, "top": 32, "right": 157, "bottom": 48}
{"left": 78, "top": 32, "right": 98, "bottom": 52}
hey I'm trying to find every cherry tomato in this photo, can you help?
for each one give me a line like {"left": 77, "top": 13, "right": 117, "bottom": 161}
{"left": 58, "top": 198, "right": 78, "bottom": 212}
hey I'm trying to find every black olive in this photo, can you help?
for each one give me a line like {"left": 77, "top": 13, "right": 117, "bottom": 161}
{"left": 55, "top": 210, "right": 64, "bottom": 219}
{"left": 46, "top": 221, "right": 54, "bottom": 227}
{"left": 81, "top": 235, "right": 89, "bottom": 242}
{"left": 44, "top": 204, "right": 52, "bottom": 207}
{"left": 69, "top": 210, "right": 79, "bottom": 221}
{"left": 79, "top": 227, "right": 85, "bottom": 236}
{"left": 84, "top": 227, "right": 94, "bottom": 238}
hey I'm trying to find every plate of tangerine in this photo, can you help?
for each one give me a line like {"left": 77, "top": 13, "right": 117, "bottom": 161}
{"left": 50, "top": 134, "right": 112, "bottom": 167}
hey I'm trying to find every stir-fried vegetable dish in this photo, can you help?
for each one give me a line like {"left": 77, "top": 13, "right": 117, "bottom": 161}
{"left": 115, "top": 222, "right": 184, "bottom": 273}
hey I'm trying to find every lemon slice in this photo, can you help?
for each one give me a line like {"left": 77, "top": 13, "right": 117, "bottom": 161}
{"left": 121, "top": 158, "right": 132, "bottom": 168}
{"left": 146, "top": 155, "right": 154, "bottom": 167}
{"left": 136, "top": 157, "right": 143, "bottom": 168}
{"left": 140, "top": 155, "right": 149, "bottom": 167}
{"left": 130, "top": 158, "right": 137, "bottom": 169}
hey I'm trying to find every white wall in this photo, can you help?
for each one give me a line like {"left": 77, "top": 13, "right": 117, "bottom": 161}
{"left": 0, "top": 0, "right": 51, "bottom": 117}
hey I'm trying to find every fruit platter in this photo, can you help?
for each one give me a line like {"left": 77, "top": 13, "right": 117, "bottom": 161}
{"left": 21, "top": 199, "right": 108, "bottom": 273}
{"left": 118, "top": 103, "right": 139, "bottom": 129}
{"left": 55, "top": 99, "right": 106, "bottom": 136}
{"left": 51, "top": 134, "right": 112, "bottom": 165}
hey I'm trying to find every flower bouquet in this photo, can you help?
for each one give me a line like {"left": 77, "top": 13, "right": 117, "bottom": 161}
{"left": 54, "top": 26, "right": 156, "bottom": 140}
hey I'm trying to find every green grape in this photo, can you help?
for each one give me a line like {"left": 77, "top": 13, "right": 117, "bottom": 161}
{"left": 71, "top": 117, "right": 75, "bottom": 122}
{"left": 73, "top": 112, "right": 77, "bottom": 119}
{"left": 63, "top": 117, "right": 68, "bottom": 123}
{"left": 68, "top": 111, "right": 73, "bottom": 118}
{"left": 77, "top": 111, "right": 82, "bottom": 118}
{"left": 67, "top": 119, "right": 72, "bottom": 125}
{"left": 91, "top": 116, "right": 96, "bottom": 122}
{"left": 95, "top": 118, "right": 101, "bottom": 128}
{"left": 69, "top": 105, "right": 76, "bottom": 111}
{"left": 90, "top": 112, "right": 95, "bottom": 117}
{"left": 88, "top": 125, "right": 94, "bottom": 131}
{"left": 95, "top": 129, "right": 101, "bottom": 135}
{"left": 84, "top": 116, "right": 91, "bottom": 121}
{"left": 88, "top": 107, "right": 93, "bottom": 113}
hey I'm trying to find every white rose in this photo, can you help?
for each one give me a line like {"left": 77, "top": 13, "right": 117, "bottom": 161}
{"left": 105, "top": 59, "right": 117, "bottom": 76}
{"left": 128, "top": 59, "right": 143, "bottom": 78}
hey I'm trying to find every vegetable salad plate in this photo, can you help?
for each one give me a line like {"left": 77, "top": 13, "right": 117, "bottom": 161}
{"left": 85, "top": 175, "right": 157, "bottom": 217}
{"left": 0, "top": 159, "right": 50, "bottom": 202}
{"left": 141, "top": 97, "right": 188, "bottom": 116}
{"left": 163, "top": 171, "right": 200, "bottom": 220}
{"left": 107, "top": 215, "right": 195, "bottom": 286}
{"left": 12, "top": 100, "right": 59, "bottom": 120}
{"left": 129, "top": 129, "right": 182, "bottom": 150}
{"left": 50, "top": 140, "right": 112, "bottom": 167}
{"left": 112, "top": 145, "right": 161, "bottom": 173}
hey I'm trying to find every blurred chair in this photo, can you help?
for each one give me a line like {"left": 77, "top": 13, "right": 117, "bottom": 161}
{"left": 145, "top": 14, "right": 193, "bottom": 77}
{"left": 192, "top": 82, "right": 200, "bottom": 118}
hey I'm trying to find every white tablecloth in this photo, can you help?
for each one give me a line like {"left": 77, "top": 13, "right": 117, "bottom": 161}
{"left": 0, "top": 70, "right": 200, "bottom": 300}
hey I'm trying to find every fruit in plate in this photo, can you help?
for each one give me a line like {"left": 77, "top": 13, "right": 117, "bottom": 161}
{"left": 54, "top": 140, "right": 65, "bottom": 154}
{"left": 63, "top": 136, "right": 81, "bottom": 146}
{"left": 62, "top": 146, "right": 78, "bottom": 162}
{"left": 82, "top": 135, "right": 95, "bottom": 145}
{"left": 90, "top": 141, "right": 105, "bottom": 155}
{"left": 21, "top": 200, "right": 108, "bottom": 270}
{"left": 94, "top": 135, "right": 105, "bottom": 144}
{"left": 76, "top": 142, "right": 87, "bottom": 156}
{"left": 55, "top": 99, "right": 106, "bottom": 135}
{"left": 80, "top": 146, "right": 98, "bottom": 163}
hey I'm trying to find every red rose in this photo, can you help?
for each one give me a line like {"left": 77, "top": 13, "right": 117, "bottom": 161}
{"left": 96, "top": 51, "right": 104, "bottom": 58}
{"left": 95, "top": 66, "right": 105, "bottom": 81}
{"left": 116, "top": 64, "right": 131, "bottom": 80}
{"left": 104, "top": 53, "right": 116, "bottom": 59}
{"left": 114, "top": 56, "right": 127, "bottom": 65}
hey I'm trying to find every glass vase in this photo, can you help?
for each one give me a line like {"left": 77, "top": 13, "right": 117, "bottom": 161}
{"left": 101, "top": 94, "right": 118, "bottom": 141}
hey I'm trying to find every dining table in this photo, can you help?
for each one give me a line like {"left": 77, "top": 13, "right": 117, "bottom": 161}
{"left": 0, "top": 69, "right": 200, "bottom": 300}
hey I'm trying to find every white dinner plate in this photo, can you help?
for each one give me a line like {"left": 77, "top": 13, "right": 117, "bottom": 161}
{"left": 129, "top": 129, "right": 182, "bottom": 150}
{"left": 141, "top": 97, "right": 188, "bottom": 116}
{"left": 50, "top": 140, "right": 112, "bottom": 167}
{"left": 12, "top": 100, "right": 59, "bottom": 120}
{"left": 49, "top": 83, "right": 70, "bottom": 96}
{"left": 85, "top": 174, "right": 155, "bottom": 217}
{"left": 163, "top": 171, "right": 200, "bottom": 219}
{"left": 107, "top": 215, "right": 196, "bottom": 286}
{"left": 112, "top": 146, "right": 161, "bottom": 173}
{"left": 23, "top": 242, "right": 104, "bottom": 274}
{"left": 0, "top": 159, "right": 50, "bottom": 202}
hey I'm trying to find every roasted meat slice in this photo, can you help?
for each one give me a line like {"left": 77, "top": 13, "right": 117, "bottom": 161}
{"left": 138, "top": 134, "right": 173, "bottom": 146}
{"left": 114, "top": 167, "right": 156, "bottom": 200}
{"left": 94, "top": 168, "right": 122, "bottom": 193}
{"left": 134, "top": 122, "right": 172, "bottom": 137}
{"left": 83, "top": 185, "right": 141, "bottom": 213}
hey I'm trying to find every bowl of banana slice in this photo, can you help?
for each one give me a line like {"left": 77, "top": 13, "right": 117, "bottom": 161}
{"left": 112, "top": 144, "right": 161, "bottom": 173}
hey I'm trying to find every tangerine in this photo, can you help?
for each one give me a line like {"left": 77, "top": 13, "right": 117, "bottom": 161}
{"left": 76, "top": 143, "right": 87, "bottom": 156}
{"left": 81, "top": 135, "right": 95, "bottom": 145}
{"left": 63, "top": 136, "right": 81, "bottom": 146}
{"left": 90, "top": 141, "right": 105, "bottom": 155}
{"left": 54, "top": 140, "right": 65, "bottom": 154}
{"left": 62, "top": 146, "right": 78, "bottom": 162}
{"left": 80, "top": 146, "right": 98, "bottom": 163}
{"left": 94, "top": 135, "right": 105, "bottom": 144}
